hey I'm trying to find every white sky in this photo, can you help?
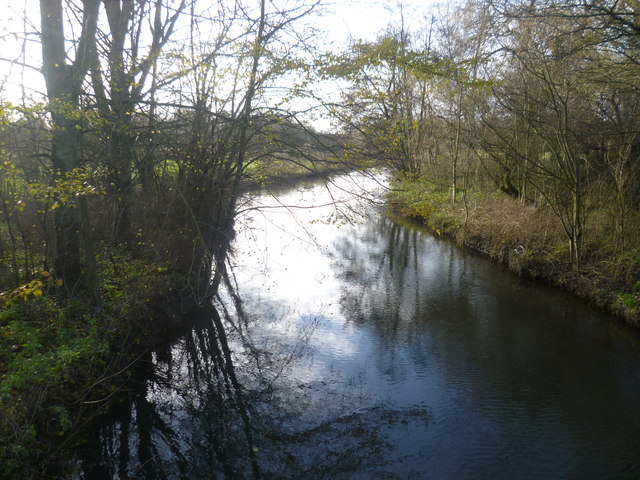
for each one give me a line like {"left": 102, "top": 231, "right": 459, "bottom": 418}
{"left": 0, "top": 0, "right": 444, "bottom": 112}
{"left": 321, "top": 0, "right": 443, "bottom": 46}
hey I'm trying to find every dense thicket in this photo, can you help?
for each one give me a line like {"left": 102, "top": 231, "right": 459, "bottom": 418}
{"left": 1, "top": 1, "right": 329, "bottom": 476}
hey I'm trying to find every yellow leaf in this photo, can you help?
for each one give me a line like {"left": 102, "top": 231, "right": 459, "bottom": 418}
{"left": 55, "top": 279, "right": 64, "bottom": 287}
{"left": 33, "top": 289, "right": 43, "bottom": 297}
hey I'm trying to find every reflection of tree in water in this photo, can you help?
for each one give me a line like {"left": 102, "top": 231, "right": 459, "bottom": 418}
{"left": 256, "top": 403, "right": 429, "bottom": 480}
{"left": 81, "top": 305, "right": 260, "bottom": 479}
{"left": 222, "top": 292, "right": 431, "bottom": 479}
{"left": 80, "top": 287, "right": 430, "bottom": 480}
{"left": 334, "top": 216, "right": 437, "bottom": 334}
{"left": 332, "top": 210, "right": 638, "bottom": 425}
{"left": 332, "top": 213, "right": 487, "bottom": 376}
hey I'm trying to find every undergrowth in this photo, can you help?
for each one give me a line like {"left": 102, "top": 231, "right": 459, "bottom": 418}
{"left": 0, "top": 254, "right": 172, "bottom": 479}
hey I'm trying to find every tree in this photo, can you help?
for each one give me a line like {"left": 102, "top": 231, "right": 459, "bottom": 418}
{"left": 433, "top": 2, "right": 494, "bottom": 203}
{"left": 328, "top": 17, "right": 441, "bottom": 176}
{"left": 479, "top": 0, "right": 640, "bottom": 269}
{"left": 90, "top": 0, "right": 187, "bottom": 245}
{"left": 39, "top": 0, "right": 100, "bottom": 290}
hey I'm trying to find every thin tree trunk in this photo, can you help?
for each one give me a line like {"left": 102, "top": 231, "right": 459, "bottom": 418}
{"left": 452, "top": 87, "right": 464, "bottom": 204}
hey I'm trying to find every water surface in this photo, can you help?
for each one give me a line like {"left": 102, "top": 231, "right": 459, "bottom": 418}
{"left": 81, "top": 172, "right": 640, "bottom": 479}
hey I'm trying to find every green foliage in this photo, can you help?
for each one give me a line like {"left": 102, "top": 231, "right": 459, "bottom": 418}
{"left": 388, "top": 176, "right": 452, "bottom": 230}
{"left": 0, "top": 251, "right": 172, "bottom": 478}
{"left": 0, "top": 272, "right": 63, "bottom": 306}
{"left": 322, "top": 36, "right": 441, "bottom": 80}
{"left": 26, "top": 166, "right": 106, "bottom": 210}
{"left": 98, "top": 253, "right": 171, "bottom": 311}
{"left": 617, "top": 292, "right": 637, "bottom": 310}
{"left": 0, "top": 295, "right": 109, "bottom": 477}
{"left": 614, "top": 281, "right": 640, "bottom": 320}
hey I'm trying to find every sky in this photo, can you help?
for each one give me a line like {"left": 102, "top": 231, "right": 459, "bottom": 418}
{"left": 0, "top": 0, "right": 444, "bottom": 107}
{"left": 321, "top": 0, "right": 442, "bottom": 45}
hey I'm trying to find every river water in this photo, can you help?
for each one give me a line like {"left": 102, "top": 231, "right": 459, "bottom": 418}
{"left": 80, "top": 172, "right": 640, "bottom": 479}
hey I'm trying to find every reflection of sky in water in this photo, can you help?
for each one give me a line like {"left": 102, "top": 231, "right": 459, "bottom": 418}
{"left": 226, "top": 173, "right": 387, "bottom": 387}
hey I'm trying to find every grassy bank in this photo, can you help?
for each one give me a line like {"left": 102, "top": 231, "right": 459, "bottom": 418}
{"left": 387, "top": 177, "right": 640, "bottom": 325}
{"left": 0, "top": 253, "right": 191, "bottom": 479}
{"left": 242, "top": 153, "right": 374, "bottom": 192}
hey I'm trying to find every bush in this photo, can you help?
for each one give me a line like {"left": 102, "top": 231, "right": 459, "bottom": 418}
{"left": 0, "top": 254, "right": 172, "bottom": 478}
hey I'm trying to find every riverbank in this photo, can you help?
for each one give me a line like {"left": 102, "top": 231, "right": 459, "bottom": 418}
{"left": 387, "top": 177, "right": 640, "bottom": 326}
{"left": 0, "top": 164, "right": 359, "bottom": 479}
{"left": 0, "top": 253, "right": 189, "bottom": 478}
{"left": 241, "top": 154, "right": 373, "bottom": 192}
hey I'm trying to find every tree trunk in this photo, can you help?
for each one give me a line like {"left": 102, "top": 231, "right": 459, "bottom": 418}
{"left": 451, "top": 87, "right": 464, "bottom": 204}
{"left": 104, "top": 0, "right": 135, "bottom": 245}
{"left": 571, "top": 162, "right": 583, "bottom": 270}
{"left": 40, "top": 0, "right": 100, "bottom": 290}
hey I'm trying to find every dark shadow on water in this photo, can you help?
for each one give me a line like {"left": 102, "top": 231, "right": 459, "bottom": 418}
{"left": 78, "top": 305, "right": 261, "bottom": 480}
{"left": 77, "top": 293, "right": 429, "bottom": 480}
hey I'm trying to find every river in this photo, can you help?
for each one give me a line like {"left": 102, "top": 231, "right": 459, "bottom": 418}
{"left": 79, "top": 172, "right": 640, "bottom": 479}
